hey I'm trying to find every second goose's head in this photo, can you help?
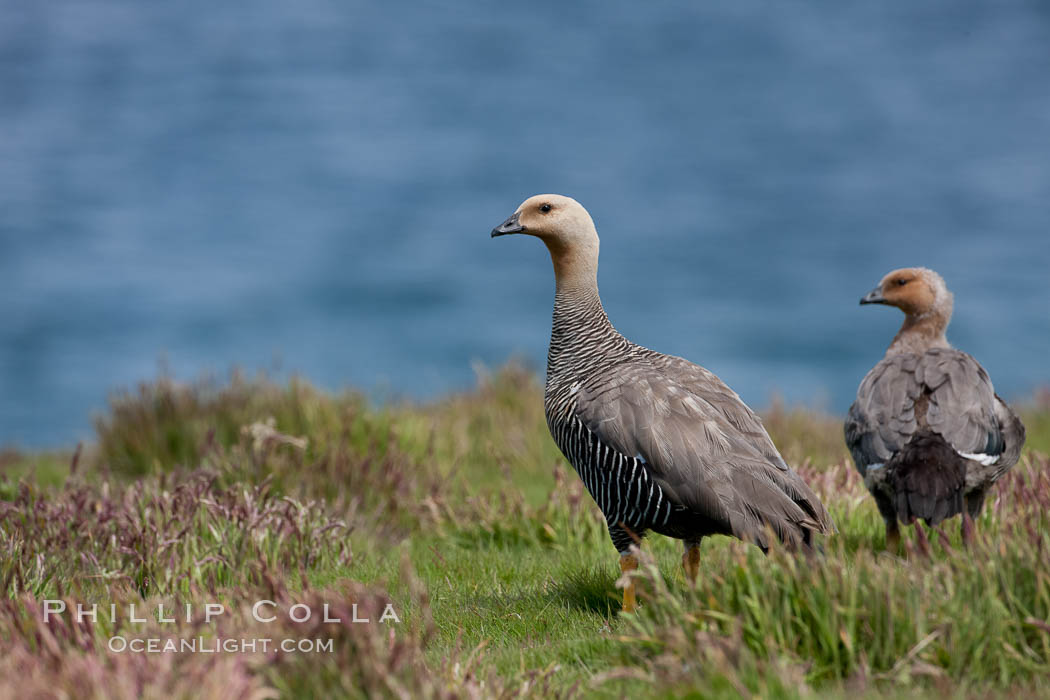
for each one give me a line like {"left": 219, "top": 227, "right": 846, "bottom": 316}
{"left": 860, "top": 267, "right": 953, "bottom": 321}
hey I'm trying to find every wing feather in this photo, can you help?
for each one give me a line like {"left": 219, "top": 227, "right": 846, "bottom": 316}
{"left": 576, "top": 355, "right": 833, "bottom": 545}
{"left": 846, "top": 348, "right": 1025, "bottom": 480}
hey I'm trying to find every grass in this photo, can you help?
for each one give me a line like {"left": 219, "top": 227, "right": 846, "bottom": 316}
{"left": 1, "top": 364, "right": 1048, "bottom": 698}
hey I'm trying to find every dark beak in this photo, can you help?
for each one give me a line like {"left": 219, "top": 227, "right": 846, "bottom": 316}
{"left": 491, "top": 211, "right": 525, "bottom": 237}
{"left": 860, "top": 286, "right": 886, "bottom": 305}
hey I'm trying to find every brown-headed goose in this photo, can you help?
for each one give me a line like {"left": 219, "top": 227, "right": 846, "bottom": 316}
{"left": 492, "top": 194, "right": 833, "bottom": 611}
{"left": 845, "top": 267, "right": 1025, "bottom": 549}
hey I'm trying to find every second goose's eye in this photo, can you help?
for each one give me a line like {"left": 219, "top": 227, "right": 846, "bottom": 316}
{"left": 540, "top": 203, "right": 552, "bottom": 213}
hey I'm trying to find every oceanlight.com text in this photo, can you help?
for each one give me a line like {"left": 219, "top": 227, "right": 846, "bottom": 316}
{"left": 107, "top": 636, "right": 335, "bottom": 654}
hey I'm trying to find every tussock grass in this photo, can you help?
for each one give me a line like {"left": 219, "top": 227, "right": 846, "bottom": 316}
{"left": 1, "top": 365, "right": 1048, "bottom": 697}
{"left": 619, "top": 460, "right": 1050, "bottom": 692}
{"left": 0, "top": 469, "right": 351, "bottom": 599}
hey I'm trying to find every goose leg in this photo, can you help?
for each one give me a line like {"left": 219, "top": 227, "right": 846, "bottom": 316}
{"left": 619, "top": 552, "right": 638, "bottom": 613}
{"left": 873, "top": 491, "right": 901, "bottom": 552}
{"left": 885, "top": 519, "right": 901, "bottom": 552}
{"left": 961, "top": 488, "right": 985, "bottom": 547}
{"left": 682, "top": 539, "right": 702, "bottom": 585}
{"left": 965, "top": 489, "right": 987, "bottom": 518}
{"left": 961, "top": 512, "right": 975, "bottom": 547}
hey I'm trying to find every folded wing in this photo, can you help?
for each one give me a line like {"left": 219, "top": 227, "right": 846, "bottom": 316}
{"left": 576, "top": 355, "right": 832, "bottom": 549}
{"left": 845, "top": 348, "right": 1025, "bottom": 482}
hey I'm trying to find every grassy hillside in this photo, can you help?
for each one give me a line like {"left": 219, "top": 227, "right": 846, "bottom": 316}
{"left": 1, "top": 365, "right": 1048, "bottom": 698}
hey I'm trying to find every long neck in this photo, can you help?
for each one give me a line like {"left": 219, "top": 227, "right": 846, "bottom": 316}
{"left": 886, "top": 308, "right": 951, "bottom": 356}
{"left": 547, "top": 277, "right": 622, "bottom": 381}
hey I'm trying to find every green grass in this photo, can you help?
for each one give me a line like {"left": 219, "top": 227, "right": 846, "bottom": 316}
{"left": 1, "top": 364, "right": 1048, "bottom": 698}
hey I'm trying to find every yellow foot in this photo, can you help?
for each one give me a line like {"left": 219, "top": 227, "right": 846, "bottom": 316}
{"left": 619, "top": 553, "right": 638, "bottom": 613}
{"left": 682, "top": 542, "right": 701, "bottom": 586}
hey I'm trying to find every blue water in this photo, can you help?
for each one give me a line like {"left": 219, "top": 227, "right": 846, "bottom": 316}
{"left": 2, "top": 1, "right": 1049, "bottom": 448}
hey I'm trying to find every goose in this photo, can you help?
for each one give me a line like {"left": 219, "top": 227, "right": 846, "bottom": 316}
{"left": 492, "top": 194, "right": 833, "bottom": 610}
{"left": 845, "top": 267, "right": 1025, "bottom": 548}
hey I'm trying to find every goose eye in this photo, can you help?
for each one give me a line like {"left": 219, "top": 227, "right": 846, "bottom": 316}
{"left": 896, "top": 279, "right": 909, "bottom": 287}
{"left": 540, "top": 203, "right": 552, "bottom": 213}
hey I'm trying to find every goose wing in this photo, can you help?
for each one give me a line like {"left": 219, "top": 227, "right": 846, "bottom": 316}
{"left": 845, "top": 348, "right": 1024, "bottom": 479}
{"left": 576, "top": 354, "right": 832, "bottom": 548}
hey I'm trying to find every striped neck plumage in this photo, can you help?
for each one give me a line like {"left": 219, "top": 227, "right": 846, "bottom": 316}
{"left": 547, "top": 283, "right": 620, "bottom": 378}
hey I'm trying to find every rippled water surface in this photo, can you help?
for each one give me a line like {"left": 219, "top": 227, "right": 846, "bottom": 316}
{"left": 2, "top": 1, "right": 1049, "bottom": 446}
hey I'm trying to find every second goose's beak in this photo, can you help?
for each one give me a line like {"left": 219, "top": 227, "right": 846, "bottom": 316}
{"left": 491, "top": 211, "right": 525, "bottom": 237}
{"left": 860, "top": 286, "right": 886, "bottom": 305}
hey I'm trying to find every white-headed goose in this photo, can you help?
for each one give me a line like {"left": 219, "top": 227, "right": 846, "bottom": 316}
{"left": 492, "top": 194, "right": 833, "bottom": 611}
